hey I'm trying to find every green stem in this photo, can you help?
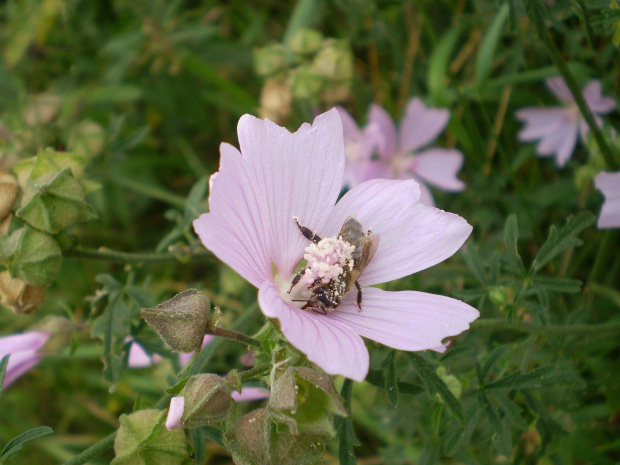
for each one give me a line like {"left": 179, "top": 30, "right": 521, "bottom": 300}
{"left": 472, "top": 318, "right": 620, "bottom": 335}
{"left": 206, "top": 327, "right": 262, "bottom": 349}
{"left": 525, "top": 0, "right": 618, "bottom": 170}
{"left": 238, "top": 363, "right": 271, "bottom": 382}
{"left": 61, "top": 432, "right": 116, "bottom": 465}
{"left": 63, "top": 246, "right": 211, "bottom": 264}
{"left": 104, "top": 174, "right": 187, "bottom": 209}
{"left": 590, "top": 230, "right": 616, "bottom": 284}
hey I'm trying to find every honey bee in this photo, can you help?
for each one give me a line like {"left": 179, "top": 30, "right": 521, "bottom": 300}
{"left": 289, "top": 216, "right": 380, "bottom": 314}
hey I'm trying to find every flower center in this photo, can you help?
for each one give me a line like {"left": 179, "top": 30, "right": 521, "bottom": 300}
{"left": 301, "top": 237, "right": 355, "bottom": 286}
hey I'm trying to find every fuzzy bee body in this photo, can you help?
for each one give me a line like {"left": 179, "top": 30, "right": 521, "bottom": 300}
{"left": 290, "top": 216, "right": 380, "bottom": 314}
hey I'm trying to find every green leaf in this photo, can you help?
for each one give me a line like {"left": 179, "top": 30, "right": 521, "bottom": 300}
{"left": 530, "top": 212, "right": 595, "bottom": 274}
{"left": 0, "top": 354, "right": 9, "bottom": 399}
{"left": 494, "top": 392, "right": 528, "bottom": 431}
{"left": 532, "top": 276, "right": 582, "bottom": 293}
{"left": 484, "top": 365, "right": 586, "bottom": 390}
{"left": 477, "top": 390, "right": 511, "bottom": 457}
{"left": 474, "top": 4, "right": 509, "bottom": 90}
{"left": 366, "top": 370, "right": 424, "bottom": 396}
{"left": 381, "top": 350, "right": 399, "bottom": 407}
{"left": 427, "top": 27, "right": 461, "bottom": 106}
{"left": 191, "top": 426, "right": 223, "bottom": 465}
{"left": 408, "top": 353, "right": 465, "bottom": 425}
{"left": 444, "top": 407, "right": 481, "bottom": 455}
{"left": 461, "top": 244, "right": 488, "bottom": 285}
{"left": 504, "top": 215, "right": 525, "bottom": 275}
{"left": 0, "top": 426, "right": 54, "bottom": 461}
{"left": 522, "top": 391, "right": 567, "bottom": 449}
{"left": 335, "top": 379, "right": 358, "bottom": 465}
{"left": 0, "top": 227, "right": 62, "bottom": 286}
{"left": 480, "top": 346, "right": 512, "bottom": 379}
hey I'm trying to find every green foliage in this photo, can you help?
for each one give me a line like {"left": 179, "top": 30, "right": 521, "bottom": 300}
{"left": 0, "top": 426, "right": 54, "bottom": 462}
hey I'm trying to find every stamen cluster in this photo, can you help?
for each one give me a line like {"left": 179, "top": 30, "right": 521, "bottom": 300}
{"left": 302, "top": 237, "right": 355, "bottom": 285}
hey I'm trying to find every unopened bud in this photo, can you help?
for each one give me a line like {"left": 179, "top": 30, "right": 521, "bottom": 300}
{"left": 166, "top": 373, "right": 237, "bottom": 429}
{"left": 0, "top": 271, "right": 45, "bottom": 314}
{"left": 223, "top": 408, "right": 326, "bottom": 465}
{"left": 290, "top": 28, "right": 323, "bottom": 55}
{"left": 254, "top": 44, "right": 286, "bottom": 77}
{"left": 488, "top": 286, "right": 512, "bottom": 309}
{"left": 23, "top": 94, "right": 62, "bottom": 126}
{"left": 141, "top": 289, "right": 210, "bottom": 353}
{"left": 0, "top": 172, "right": 19, "bottom": 220}
{"left": 289, "top": 65, "right": 323, "bottom": 101}
{"left": 68, "top": 120, "right": 105, "bottom": 159}
{"left": 112, "top": 409, "right": 191, "bottom": 465}
{"left": 259, "top": 78, "right": 293, "bottom": 124}
{"left": 312, "top": 40, "right": 353, "bottom": 82}
{"left": 268, "top": 366, "right": 346, "bottom": 436}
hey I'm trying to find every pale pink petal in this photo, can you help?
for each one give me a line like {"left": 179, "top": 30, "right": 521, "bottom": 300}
{"left": 595, "top": 171, "right": 620, "bottom": 229}
{"left": 232, "top": 387, "right": 270, "bottom": 402}
{"left": 368, "top": 104, "right": 398, "bottom": 158}
{"left": 329, "top": 288, "right": 479, "bottom": 352}
{"left": 536, "top": 119, "right": 578, "bottom": 167}
{"left": 178, "top": 335, "right": 215, "bottom": 367}
{"left": 324, "top": 179, "right": 472, "bottom": 286}
{"left": 546, "top": 77, "right": 574, "bottom": 103}
{"left": 399, "top": 98, "right": 450, "bottom": 152}
{"left": 410, "top": 148, "right": 465, "bottom": 191}
{"left": 127, "top": 341, "right": 155, "bottom": 368}
{"left": 336, "top": 106, "right": 362, "bottom": 141}
{"left": 0, "top": 331, "right": 50, "bottom": 388}
{"left": 416, "top": 179, "right": 436, "bottom": 207}
{"left": 582, "top": 80, "right": 617, "bottom": 114}
{"left": 516, "top": 108, "right": 567, "bottom": 141}
{"left": 258, "top": 282, "right": 369, "bottom": 381}
{"left": 165, "top": 396, "right": 185, "bottom": 430}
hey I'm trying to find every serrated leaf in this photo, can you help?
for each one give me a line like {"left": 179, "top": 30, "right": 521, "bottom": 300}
{"left": 0, "top": 426, "right": 54, "bottom": 461}
{"left": 532, "top": 276, "right": 582, "bottom": 293}
{"left": 440, "top": 345, "right": 473, "bottom": 362}
{"left": 381, "top": 350, "right": 399, "bottom": 407}
{"left": 366, "top": 370, "right": 424, "bottom": 395}
{"left": 0, "top": 227, "right": 62, "bottom": 286}
{"left": 504, "top": 215, "right": 525, "bottom": 275}
{"left": 485, "top": 365, "right": 586, "bottom": 390}
{"left": 408, "top": 353, "right": 465, "bottom": 425}
{"left": 530, "top": 213, "right": 595, "bottom": 274}
{"left": 481, "top": 346, "right": 512, "bottom": 379}
{"left": 0, "top": 354, "right": 9, "bottom": 399}
{"left": 461, "top": 244, "right": 488, "bottom": 285}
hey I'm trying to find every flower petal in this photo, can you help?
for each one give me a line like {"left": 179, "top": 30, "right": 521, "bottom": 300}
{"left": 166, "top": 397, "right": 185, "bottom": 430}
{"left": 411, "top": 148, "right": 465, "bottom": 191}
{"left": 399, "top": 98, "right": 450, "bottom": 152}
{"left": 179, "top": 335, "right": 215, "bottom": 367}
{"left": 195, "top": 110, "right": 345, "bottom": 285}
{"left": 0, "top": 331, "right": 50, "bottom": 388}
{"left": 368, "top": 104, "right": 398, "bottom": 158}
{"left": 232, "top": 387, "right": 270, "bottom": 402}
{"left": 546, "top": 77, "right": 573, "bottom": 103}
{"left": 416, "top": 180, "right": 435, "bottom": 207}
{"left": 325, "top": 179, "right": 472, "bottom": 286}
{"left": 516, "top": 108, "right": 567, "bottom": 141}
{"left": 536, "top": 119, "right": 578, "bottom": 168}
{"left": 127, "top": 341, "right": 155, "bottom": 368}
{"left": 336, "top": 106, "right": 362, "bottom": 141}
{"left": 258, "top": 282, "right": 369, "bottom": 381}
{"left": 330, "top": 287, "right": 479, "bottom": 351}
{"left": 582, "top": 80, "right": 617, "bottom": 114}
{"left": 595, "top": 171, "right": 620, "bottom": 229}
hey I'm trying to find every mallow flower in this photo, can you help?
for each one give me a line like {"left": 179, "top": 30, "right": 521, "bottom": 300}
{"left": 337, "top": 99, "right": 465, "bottom": 206}
{"left": 594, "top": 171, "right": 620, "bottom": 229}
{"left": 193, "top": 109, "right": 478, "bottom": 382}
{"left": 516, "top": 78, "right": 616, "bottom": 167}
{"left": 0, "top": 331, "right": 50, "bottom": 388}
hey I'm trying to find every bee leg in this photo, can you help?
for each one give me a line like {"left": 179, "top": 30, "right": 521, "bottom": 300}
{"left": 294, "top": 218, "right": 322, "bottom": 243}
{"left": 355, "top": 281, "right": 363, "bottom": 312}
{"left": 312, "top": 307, "right": 328, "bottom": 315}
{"left": 288, "top": 268, "right": 306, "bottom": 293}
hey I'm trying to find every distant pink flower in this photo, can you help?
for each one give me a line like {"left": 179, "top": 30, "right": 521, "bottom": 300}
{"left": 193, "top": 109, "right": 479, "bottom": 382}
{"left": 178, "top": 335, "right": 215, "bottom": 367}
{"left": 338, "top": 99, "right": 465, "bottom": 205}
{"left": 516, "top": 78, "right": 616, "bottom": 167}
{"left": 126, "top": 338, "right": 163, "bottom": 368}
{"left": 595, "top": 171, "right": 620, "bottom": 229}
{"left": 0, "top": 331, "right": 50, "bottom": 388}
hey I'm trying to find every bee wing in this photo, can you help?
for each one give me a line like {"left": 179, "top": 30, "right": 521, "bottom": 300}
{"left": 338, "top": 216, "right": 366, "bottom": 260}
{"left": 349, "top": 233, "right": 380, "bottom": 283}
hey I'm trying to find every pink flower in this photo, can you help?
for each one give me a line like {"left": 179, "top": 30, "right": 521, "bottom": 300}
{"left": 594, "top": 171, "right": 620, "bottom": 229}
{"left": 178, "top": 335, "right": 215, "bottom": 367}
{"left": 337, "top": 98, "right": 465, "bottom": 206}
{"left": 0, "top": 331, "right": 50, "bottom": 388}
{"left": 516, "top": 78, "right": 616, "bottom": 167}
{"left": 126, "top": 338, "right": 163, "bottom": 368}
{"left": 193, "top": 109, "right": 479, "bottom": 382}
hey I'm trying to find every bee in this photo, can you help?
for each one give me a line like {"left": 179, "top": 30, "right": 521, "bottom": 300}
{"left": 289, "top": 216, "right": 380, "bottom": 314}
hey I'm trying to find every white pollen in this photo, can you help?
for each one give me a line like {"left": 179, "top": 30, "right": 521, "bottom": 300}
{"left": 302, "top": 237, "right": 355, "bottom": 286}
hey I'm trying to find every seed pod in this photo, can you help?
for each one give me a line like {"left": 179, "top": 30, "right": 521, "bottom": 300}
{"left": 0, "top": 271, "right": 45, "bottom": 314}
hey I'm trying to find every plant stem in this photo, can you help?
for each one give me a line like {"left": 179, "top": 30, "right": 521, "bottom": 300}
{"left": 104, "top": 174, "right": 187, "bottom": 209}
{"left": 472, "top": 318, "right": 620, "bottom": 335}
{"left": 238, "top": 363, "right": 271, "bottom": 382}
{"left": 205, "top": 327, "right": 263, "bottom": 349}
{"left": 525, "top": 0, "right": 618, "bottom": 170}
{"left": 63, "top": 246, "right": 211, "bottom": 264}
{"left": 61, "top": 432, "right": 116, "bottom": 465}
{"left": 590, "top": 230, "right": 616, "bottom": 284}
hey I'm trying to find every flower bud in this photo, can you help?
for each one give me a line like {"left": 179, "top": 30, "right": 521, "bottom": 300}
{"left": 166, "top": 373, "right": 237, "bottom": 429}
{"left": 0, "top": 172, "right": 19, "bottom": 221}
{"left": 141, "top": 290, "right": 210, "bottom": 353}
{"left": 254, "top": 44, "right": 286, "bottom": 77}
{"left": 289, "top": 65, "right": 323, "bottom": 101}
{"left": 259, "top": 78, "right": 293, "bottom": 124}
{"left": 0, "top": 271, "right": 45, "bottom": 314}
{"left": 268, "top": 366, "right": 347, "bottom": 436}
{"left": 488, "top": 286, "right": 512, "bottom": 309}
{"left": 223, "top": 408, "right": 326, "bottom": 465}
{"left": 67, "top": 120, "right": 106, "bottom": 159}
{"left": 23, "top": 94, "right": 61, "bottom": 126}
{"left": 289, "top": 28, "right": 323, "bottom": 55}
{"left": 312, "top": 40, "right": 353, "bottom": 83}
{"left": 112, "top": 409, "right": 191, "bottom": 465}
